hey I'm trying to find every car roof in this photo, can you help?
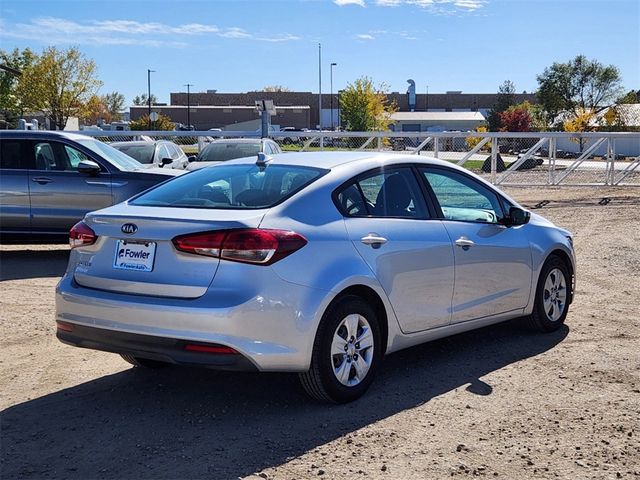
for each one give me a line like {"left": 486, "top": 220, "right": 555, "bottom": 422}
{"left": 222, "top": 151, "right": 457, "bottom": 170}
{"left": 0, "top": 130, "right": 95, "bottom": 141}
{"left": 111, "top": 141, "right": 160, "bottom": 147}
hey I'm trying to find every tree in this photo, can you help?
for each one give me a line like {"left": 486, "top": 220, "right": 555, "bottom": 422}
{"left": 536, "top": 55, "right": 623, "bottom": 125}
{"left": 130, "top": 113, "right": 174, "bottom": 131}
{"left": 81, "top": 94, "right": 110, "bottom": 125}
{"left": 133, "top": 93, "right": 158, "bottom": 106}
{"left": 339, "top": 77, "right": 397, "bottom": 132}
{"left": 563, "top": 108, "right": 596, "bottom": 151}
{"left": 17, "top": 46, "right": 102, "bottom": 130}
{"left": 261, "top": 85, "right": 291, "bottom": 92}
{"left": 0, "top": 48, "right": 37, "bottom": 127}
{"left": 487, "top": 80, "right": 516, "bottom": 131}
{"left": 102, "top": 91, "right": 125, "bottom": 121}
{"left": 499, "top": 105, "right": 533, "bottom": 132}
{"left": 616, "top": 89, "right": 640, "bottom": 104}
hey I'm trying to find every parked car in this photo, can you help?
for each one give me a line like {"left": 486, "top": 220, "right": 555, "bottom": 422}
{"left": 0, "top": 131, "right": 182, "bottom": 240}
{"left": 55, "top": 152, "right": 575, "bottom": 403}
{"left": 111, "top": 140, "right": 189, "bottom": 170}
{"left": 185, "top": 138, "right": 282, "bottom": 171}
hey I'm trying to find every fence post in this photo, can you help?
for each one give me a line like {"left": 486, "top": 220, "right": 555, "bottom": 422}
{"left": 549, "top": 137, "right": 556, "bottom": 185}
{"left": 320, "top": 134, "right": 324, "bottom": 151}
{"left": 490, "top": 137, "right": 498, "bottom": 184}
{"left": 197, "top": 136, "right": 205, "bottom": 153}
{"left": 377, "top": 136, "right": 382, "bottom": 151}
{"left": 433, "top": 137, "right": 439, "bottom": 159}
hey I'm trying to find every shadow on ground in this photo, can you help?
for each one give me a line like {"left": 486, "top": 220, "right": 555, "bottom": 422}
{"left": 0, "top": 249, "right": 69, "bottom": 281}
{"left": 1, "top": 322, "right": 568, "bottom": 480}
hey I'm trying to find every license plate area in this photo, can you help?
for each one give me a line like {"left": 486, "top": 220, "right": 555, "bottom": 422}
{"left": 113, "top": 240, "right": 157, "bottom": 272}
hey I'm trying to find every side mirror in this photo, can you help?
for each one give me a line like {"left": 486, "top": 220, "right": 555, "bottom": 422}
{"left": 160, "top": 158, "right": 173, "bottom": 167}
{"left": 503, "top": 206, "right": 530, "bottom": 227}
{"left": 188, "top": 155, "right": 197, "bottom": 163}
{"left": 77, "top": 159, "right": 101, "bottom": 175}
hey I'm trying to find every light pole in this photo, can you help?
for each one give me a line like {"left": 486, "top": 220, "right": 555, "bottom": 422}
{"left": 330, "top": 63, "right": 337, "bottom": 131}
{"left": 184, "top": 83, "right": 193, "bottom": 129}
{"left": 147, "top": 69, "right": 155, "bottom": 129}
{"left": 318, "top": 43, "right": 322, "bottom": 130}
{"left": 426, "top": 85, "right": 429, "bottom": 111}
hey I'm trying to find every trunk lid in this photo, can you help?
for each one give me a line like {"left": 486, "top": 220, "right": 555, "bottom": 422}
{"left": 73, "top": 205, "right": 266, "bottom": 298}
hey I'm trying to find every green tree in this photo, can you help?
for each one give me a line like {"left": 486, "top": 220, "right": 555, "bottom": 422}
{"left": 102, "top": 91, "right": 125, "bottom": 121}
{"left": 261, "top": 85, "right": 291, "bottom": 92}
{"left": 132, "top": 93, "right": 158, "bottom": 106}
{"left": 536, "top": 55, "right": 623, "bottom": 126}
{"left": 486, "top": 80, "right": 516, "bottom": 131}
{"left": 339, "top": 77, "right": 397, "bottom": 132}
{"left": 17, "top": 46, "right": 102, "bottom": 130}
{"left": 130, "top": 113, "right": 175, "bottom": 131}
{"left": 0, "top": 48, "right": 38, "bottom": 127}
{"left": 81, "top": 94, "right": 110, "bottom": 125}
{"left": 616, "top": 89, "right": 640, "bottom": 104}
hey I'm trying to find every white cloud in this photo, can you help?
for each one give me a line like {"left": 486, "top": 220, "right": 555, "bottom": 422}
{"left": 376, "top": 0, "right": 487, "bottom": 11}
{"left": 0, "top": 17, "right": 301, "bottom": 46}
{"left": 375, "top": 0, "right": 402, "bottom": 5}
{"left": 356, "top": 34, "right": 375, "bottom": 40}
{"left": 334, "top": 0, "right": 366, "bottom": 6}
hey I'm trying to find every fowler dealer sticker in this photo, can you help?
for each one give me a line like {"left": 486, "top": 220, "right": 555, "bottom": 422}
{"left": 113, "top": 240, "right": 157, "bottom": 272}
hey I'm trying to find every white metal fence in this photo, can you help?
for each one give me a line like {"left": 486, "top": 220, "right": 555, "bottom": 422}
{"left": 76, "top": 130, "right": 640, "bottom": 187}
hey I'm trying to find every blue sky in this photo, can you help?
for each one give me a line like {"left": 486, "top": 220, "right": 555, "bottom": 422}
{"left": 1, "top": 0, "right": 638, "bottom": 104}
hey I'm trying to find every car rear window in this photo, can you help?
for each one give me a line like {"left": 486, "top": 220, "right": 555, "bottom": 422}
{"left": 130, "top": 163, "right": 327, "bottom": 209}
{"left": 198, "top": 143, "right": 261, "bottom": 162}
{"left": 114, "top": 144, "right": 155, "bottom": 164}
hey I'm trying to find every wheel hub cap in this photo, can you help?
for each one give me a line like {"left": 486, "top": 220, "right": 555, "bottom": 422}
{"left": 331, "top": 314, "right": 374, "bottom": 387}
{"left": 543, "top": 268, "right": 567, "bottom": 322}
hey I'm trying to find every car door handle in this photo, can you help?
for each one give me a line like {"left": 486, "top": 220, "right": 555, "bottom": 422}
{"left": 455, "top": 237, "right": 475, "bottom": 250}
{"left": 361, "top": 233, "right": 387, "bottom": 247}
{"left": 32, "top": 177, "right": 52, "bottom": 184}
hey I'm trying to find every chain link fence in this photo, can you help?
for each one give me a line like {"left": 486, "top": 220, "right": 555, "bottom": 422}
{"left": 76, "top": 130, "right": 640, "bottom": 187}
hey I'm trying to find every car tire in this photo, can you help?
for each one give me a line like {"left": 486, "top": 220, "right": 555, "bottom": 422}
{"left": 120, "top": 354, "right": 170, "bottom": 369}
{"left": 299, "top": 295, "right": 383, "bottom": 403}
{"left": 527, "top": 255, "right": 571, "bottom": 332}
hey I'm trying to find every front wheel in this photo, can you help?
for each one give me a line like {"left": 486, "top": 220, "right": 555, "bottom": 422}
{"left": 299, "top": 295, "right": 383, "bottom": 403}
{"left": 527, "top": 256, "right": 571, "bottom": 332}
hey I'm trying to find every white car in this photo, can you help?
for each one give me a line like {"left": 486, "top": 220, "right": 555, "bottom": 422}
{"left": 186, "top": 138, "right": 282, "bottom": 171}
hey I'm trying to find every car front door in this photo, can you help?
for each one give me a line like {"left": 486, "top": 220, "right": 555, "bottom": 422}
{"left": 28, "top": 140, "right": 113, "bottom": 234}
{"left": 420, "top": 167, "right": 532, "bottom": 323}
{"left": 0, "top": 138, "right": 32, "bottom": 233}
{"left": 338, "top": 166, "right": 455, "bottom": 334}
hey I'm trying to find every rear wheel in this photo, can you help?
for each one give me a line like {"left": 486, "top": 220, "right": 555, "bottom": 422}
{"left": 528, "top": 256, "right": 570, "bottom": 332}
{"left": 299, "top": 295, "right": 382, "bottom": 403}
{"left": 120, "top": 354, "right": 170, "bottom": 369}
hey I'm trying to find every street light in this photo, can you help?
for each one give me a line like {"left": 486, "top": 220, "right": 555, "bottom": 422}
{"left": 184, "top": 83, "right": 193, "bottom": 129}
{"left": 147, "top": 69, "right": 155, "bottom": 130}
{"left": 330, "top": 63, "right": 337, "bottom": 131}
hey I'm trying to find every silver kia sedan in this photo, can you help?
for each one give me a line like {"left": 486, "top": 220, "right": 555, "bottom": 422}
{"left": 56, "top": 152, "right": 575, "bottom": 403}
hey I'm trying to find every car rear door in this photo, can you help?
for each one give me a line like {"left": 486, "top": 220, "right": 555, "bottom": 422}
{"left": 419, "top": 167, "right": 532, "bottom": 323}
{"left": 338, "top": 166, "right": 455, "bottom": 333}
{"left": 28, "top": 139, "right": 113, "bottom": 234}
{"left": 0, "top": 138, "right": 32, "bottom": 233}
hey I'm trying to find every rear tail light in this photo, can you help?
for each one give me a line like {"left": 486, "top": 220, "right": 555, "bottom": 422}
{"left": 172, "top": 228, "right": 307, "bottom": 265}
{"left": 184, "top": 343, "right": 238, "bottom": 355}
{"left": 69, "top": 221, "right": 97, "bottom": 248}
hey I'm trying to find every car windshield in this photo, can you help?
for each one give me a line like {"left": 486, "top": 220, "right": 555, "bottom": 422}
{"left": 197, "top": 142, "right": 261, "bottom": 162}
{"left": 77, "top": 139, "right": 145, "bottom": 171}
{"left": 130, "top": 163, "right": 326, "bottom": 209}
{"left": 112, "top": 144, "right": 155, "bottom": 164}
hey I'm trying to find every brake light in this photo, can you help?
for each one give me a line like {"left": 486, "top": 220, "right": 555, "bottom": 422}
{"left": 69, "top": 221, "right": 97, "bottom": 248}
{"left": 172, "top": 228, "right": 307, "bottom": 265}
{"left": 184, "top": 344, "right": 238, "bottom": 355}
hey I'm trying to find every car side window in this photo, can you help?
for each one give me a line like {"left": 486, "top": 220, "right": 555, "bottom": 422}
{"left": 270, "top": 141, "right": 282, "bottom": 154}
{"left": 157, "top": 145, "right": 171, "bottom": 162}
{"left": 0, "top": 140, "right": 30, "bottom": 169}
{"left": 336, "top": 168, "right": 428, "bottom": 219}
{"left": 421, "top": 168, "right": 504, "bottom": 224}
{"left": 64, "top": 145, "right": 90, "bottom": 168}
{"left": 32, "top": 141, "right": 86, "bottom": 172}
{"left": 170, "top": 144, "right": 182, "bottom": 159}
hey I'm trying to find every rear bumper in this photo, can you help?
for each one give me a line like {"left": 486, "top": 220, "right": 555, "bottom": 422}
{"left": 55, "top": 270, "right": 330, "bottom": 372}
{"left": 57, "top": 323, "right": 258, "bottom": 371}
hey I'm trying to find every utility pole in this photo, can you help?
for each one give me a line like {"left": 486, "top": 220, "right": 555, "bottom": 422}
{"left": 330, "top": 63, "right": 337, "bottom": 130}
{"left": 147, "top": 69, "right": 155, "bottom": 129}
{"left": 318, "top": 43, "right": 322, "bottom": 130}
{"left": 426, "top": 85, "right": 429, "bottom": 111}
{"left": 184, "top": 83, "right": 193, "bottom": 129}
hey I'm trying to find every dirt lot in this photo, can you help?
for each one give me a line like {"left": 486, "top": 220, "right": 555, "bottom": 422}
{"left": 1, "top": 187, "right": 639, "bottom": 480}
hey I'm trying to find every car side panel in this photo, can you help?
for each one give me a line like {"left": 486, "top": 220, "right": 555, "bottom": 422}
{"left": 0, "top": 169, "right": 31, "bottom": 233}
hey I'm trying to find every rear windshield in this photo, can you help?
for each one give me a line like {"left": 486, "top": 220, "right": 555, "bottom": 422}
{"left": 197, "top": 142, "right": 261, "bottom": 162}
{"left": 113, "top": 144, "right": 155, "bottom": 164}
{"left": 130, "top": 163, "right": 327, "bottom": 209}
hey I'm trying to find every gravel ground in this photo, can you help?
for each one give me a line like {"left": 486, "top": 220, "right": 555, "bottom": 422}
{"left": 1, "top": 187, "right": 639, "bottom": 480}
